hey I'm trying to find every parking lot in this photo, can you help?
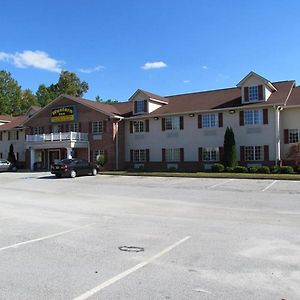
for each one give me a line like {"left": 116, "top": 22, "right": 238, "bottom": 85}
{"left": 0, "top": 172, "right": 299, "bottom": 299}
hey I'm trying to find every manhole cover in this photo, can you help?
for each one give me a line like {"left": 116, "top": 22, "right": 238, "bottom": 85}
{"left": 118, "top": 246, "right": 144, "bottom": 252}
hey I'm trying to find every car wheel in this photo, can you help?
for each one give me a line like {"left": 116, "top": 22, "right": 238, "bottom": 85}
{"left": 11, "top": 166, "right": 17, "bottom": 172}
{"left": 92, "top": 168, "right": 97, "bottom": 176}
{"left": 70, "top": 170, "right": 77, "bottom": 178}
{"left": 55, "top": 174, "right": 62, "bottom": 178}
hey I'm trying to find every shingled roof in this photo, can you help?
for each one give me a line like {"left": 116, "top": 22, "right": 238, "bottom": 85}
{"left": 0, "top": 115, "right": 28, "bottom": 131}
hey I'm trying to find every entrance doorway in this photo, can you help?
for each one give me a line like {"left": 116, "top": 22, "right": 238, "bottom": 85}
{"left": 48, "top": 150, "right": 60, "bottom": 168}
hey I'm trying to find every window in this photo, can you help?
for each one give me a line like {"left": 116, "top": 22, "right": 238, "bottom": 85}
{"left": 248, "top": 86, "right": 259, "bottom": 101}
{"left": 16, "top": 152, "right": 19, "bottom": 160}
{"left": 92, "top": 121, "right": 103, "bottom": 133}
{"left": 244, "top": 146, "right": 263, "bottom": 161}
{"left": 165, "top": 116, "right": 179, "bottom": 130}
{"left": 288, "top": 129, "right": 299, "bottom": 144}
{"left": 135, "top": 100, "right": 146, "bottom": 113}
{"left": 202, "top": 114, "right": 217, "bottom": 128}
{"left": 0, "top": 153, "right": 2, "bottom": 159}
{"left": 68, "top": 123, "right": 79, "bottom": 132}
{"left": 134, "top": 121, "right": 144, "bottom": 133}
{"left": 93, "top": 149, "right": 105, "bottom": 162}
{"left": 203, "top": 148, "right": 219, "bottom": 161}
{"left": 244, "top": 110, "right": 263, "bottom": 125}
{"left": 165, "top": 148, "right": 180, "bottom": 162}
{"left": 33, "top": 127, "right": 43, "bottom": 134}
{"left": 133, "top": 149, "right": 146, "bottom": 162}
{"left": 8, "top": 131, "right": 18, "bottom": 140}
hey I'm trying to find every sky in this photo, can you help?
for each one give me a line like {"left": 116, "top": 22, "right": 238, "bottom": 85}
{"left": 0, "top": 0, "right": 300, "bottom": 102}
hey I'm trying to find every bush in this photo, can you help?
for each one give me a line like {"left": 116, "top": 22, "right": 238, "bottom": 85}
{"left": 257, "top": 166, "right": 270, "bottom": 174}
{"left": 96, "top": 154, "right": 106, "bottom": 167}
{"left": 211, "top": 163, "right": 225, "bottom": 173}
{"left": 225, "top": 167, "right": 234, "bottom": 172}
{"left": 233, "top": 166, "right": 248, "bottom": 173}
{"left": 167, "top": 166, "right": 178, "bottom": 172}
{"left": 280, "top": 166, "right": 294, "bottom": 174}
{"left": 270, "top": 165, "right": 280, "bottom": 174}
{"left": 248, "top": 166, "right": 258, "bottom": 173}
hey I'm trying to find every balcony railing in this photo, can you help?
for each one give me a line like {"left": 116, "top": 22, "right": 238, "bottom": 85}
{"left": 26, "top": 132, "right": 89, "bottom": 142}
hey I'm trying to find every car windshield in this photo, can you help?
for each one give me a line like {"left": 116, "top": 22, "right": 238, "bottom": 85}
{"left": 59, "top": 159, "right": 75, "bottom": 164}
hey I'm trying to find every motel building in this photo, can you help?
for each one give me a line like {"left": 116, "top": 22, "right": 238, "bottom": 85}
{"left": 2, "top": 71, "right": 300, "bottom": 171}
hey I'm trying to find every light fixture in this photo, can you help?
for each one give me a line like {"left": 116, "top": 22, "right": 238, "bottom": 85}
{"left": 229, "top": 110, "right": 236, "bottom": 114}
{"left": 189, "top": 113, "right": 195, "bottom": 117}
{"left": 154, "top": 117, "right": 159, "bottom": 120}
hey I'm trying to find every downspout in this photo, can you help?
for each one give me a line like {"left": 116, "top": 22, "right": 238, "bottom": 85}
{"left": 115, "top": 118, "right": 122, "bottom": 170}
{"left": 274, "top": 106, "right": 283, "bottom": 165}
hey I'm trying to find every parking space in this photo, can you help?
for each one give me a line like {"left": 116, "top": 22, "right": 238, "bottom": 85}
{"left": 0, "top": 172, "right": 299, "bottom": 299}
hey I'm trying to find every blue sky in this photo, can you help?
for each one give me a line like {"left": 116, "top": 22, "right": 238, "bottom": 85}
{"left": 0, "top": 0, "right": 300, "bottom": 102}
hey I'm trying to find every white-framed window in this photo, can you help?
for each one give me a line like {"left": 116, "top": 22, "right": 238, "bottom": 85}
{"left": 93, "top": 149, "right": 105, "bottom": 162}
{"left": 165, "top": 148, "right": 180, "bottom": 162}
{"left": 133, "top": 149, "right": 146, "bottom": 162}
{"left": 203, "top": 148, "right": 219, "bottom": 161}
{"left": 244, "top": 110, "right": 263, "bottom": 125}
{"left": 288, "top": 129, "right": 299, "bottom": 144}
{"left": 248, "top": 86, "right": 259, "bottom": 101}
{"left": 134, "top": 121, "right": 144, "bottom": 133}
{"left": 33, "top": 127, "right": 43, "bottom": 134}
{"left": 165, "top": 116, "right": 179, "bottom": 130}
{"left": 8, "top": 130, "right": 18, "bottom": 140}
{"left": 68, "top": 123, "right": 79, "bottom": 132}
{"left": 135, "top": 100, "right": 146, "bottom": 113}
{"left": 244, "top": 146, "right": 263, "bottom": 161}
{"left": 202, "top": 113, "right": 217, "bottom": 128}
{"left": 92, "top": 121, "right": 103, "bottom": 133}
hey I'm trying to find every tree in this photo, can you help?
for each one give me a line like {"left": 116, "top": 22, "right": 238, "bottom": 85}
{"left": 287, "top": 142, "right": 300, "bottom": 165}
{"left": 223, "top": 127, "right": 237, "bottom": 167}
{"left": 95, "top": 95, "right": 118, "bottom": 104}
{"left": 36, "top": 71, "right": 89, "bottom": 107}
{"left": 0, "top": 70, "right": 22, "bottom": 115}
{"left": 20, "top": 89, "right": 38, "bottom": 114}
{"left": 7, "top": 144, "right": 17, "bottom": 165}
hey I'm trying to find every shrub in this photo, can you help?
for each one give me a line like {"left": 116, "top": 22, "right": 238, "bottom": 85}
{"left": 248, "top": 166, "right": 258, "bottom": 173}
{"left": 96, "top": 154, "right": 106, "bottom": 167}
{"left": 233, "top": 166, "right": 248, "bottom": 173}
{"left": 270, "top": 165, "right": 280, "bottom": 174}
{"left": 225, "top": 167, "right": 234, "bottom": 172}
{"left": 280, "top": 166, "right": 294, "bottom": 174}
{"left": 167, "top": 166, "right": 178, "bottom": 172}
{"left": 223, "top": 127, "right": 237, "bottom": 167}
{"left": 211, "top": 163, "right": 225, "bottom": 173}
{"left": 257, "top": 166, "right": 270, "bottom": 174}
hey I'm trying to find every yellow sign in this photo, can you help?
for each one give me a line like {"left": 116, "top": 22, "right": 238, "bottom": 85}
{"left": 51, "top": 106, "right": 76, "bottom": 123}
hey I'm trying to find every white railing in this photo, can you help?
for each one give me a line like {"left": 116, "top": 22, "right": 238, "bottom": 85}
{"left": 26, "top": 132, "right": 89, "bottom": 142}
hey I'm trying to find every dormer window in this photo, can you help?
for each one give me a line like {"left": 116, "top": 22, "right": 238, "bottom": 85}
{"left": 249, "top": 86, "right": 259, "bottom": 101}
{"left": 244, "top": 85, "right": 264, "bottom": 102}
{"left": 134, "top": 100, "right": 147, "bottom": 114}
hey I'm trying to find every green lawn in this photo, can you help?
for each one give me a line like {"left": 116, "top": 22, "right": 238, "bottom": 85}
{"left": 100, "top": 171, "right": 300, "bottom": 181}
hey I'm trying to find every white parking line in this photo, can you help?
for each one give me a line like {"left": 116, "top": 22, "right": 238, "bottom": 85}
{"left": 73, "top": 236, "right": 191, "bottom": 300}
{"left": 0, "top": 223, "right": 94, "bottom": 252}
{"left": 207, "top": 179, "right": 234, "bottom": 189}
{"left": 262, "top": 180, "right": 277, "bottom": 192}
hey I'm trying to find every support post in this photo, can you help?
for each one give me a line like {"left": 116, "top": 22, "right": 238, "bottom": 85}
{"left": 30, "top": 148, "right": 35, "bottom": 171}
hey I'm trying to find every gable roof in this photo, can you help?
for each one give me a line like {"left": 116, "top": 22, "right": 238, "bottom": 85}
{"left": 0, "top": 115, "right": 28, "bottom": 131}
{"left": 128, "top": 89, "right": 169, "bottom": 104}
{"left": 0, "top": 115, "right": 16, "bottom": 123}
{"left": 285, "top": 85, "right": 300, "bottom": 106}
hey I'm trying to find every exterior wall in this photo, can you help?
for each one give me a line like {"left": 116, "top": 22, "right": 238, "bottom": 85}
{"left": 125, "top": 107, "right": 276, "bottom": 169}
{"left": 148, "top": 100, "right": 163, "bottom": 113}
{"left": 241, "top": 76, "right": 272, "bottom": 102}
{"left": 280, "top": 107, "right": 300, "bottom": 160}
{"left": 25, "top": 97, "right": 118, "bottom": 170}
{"left": 0, "top": 129, "right": 26, "bottom": 164}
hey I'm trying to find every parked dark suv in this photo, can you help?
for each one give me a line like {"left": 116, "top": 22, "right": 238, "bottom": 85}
{"left": 51, "top": 159, "right": 97, "bottom": 178}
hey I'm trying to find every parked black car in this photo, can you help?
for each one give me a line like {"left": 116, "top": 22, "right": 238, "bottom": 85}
{"left": 51, "top": 159, "right": 97, "bottom": 178}
{"left": 0, "top": 159, "right": 17, "bottom": 172}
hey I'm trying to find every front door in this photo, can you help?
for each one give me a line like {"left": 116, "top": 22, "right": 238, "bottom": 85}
{"left": 49, "top": 150, "right": 60, "bottom": 168}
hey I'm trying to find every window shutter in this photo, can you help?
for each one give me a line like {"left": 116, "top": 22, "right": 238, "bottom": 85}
{"left": 179, "top": 116, "right": 184, "bottom": 130}
{"left": 78, "top": 123, "right": 81, "bottom": 132}
{"left": 198, "top": 147, "right": 203, "bottom": 162}
{"left": 49, "top": 125, "right": 52, "bottom": 133}
{"left": 239, "top": 111, "right": 244, "bottom": 126}
{"left": 284, "top": 129, "right": 289, "bottom": 144}
{"left": 130, "top": 150, "right": 134, "bottom": 162}
{"left": 30, "top": 127, "right": 33, "bottom": 134}
{"left": 145, "top": 119, "right": 149, "bottom": 132}
{"left": 134, "top": 101, "right": 137, "bottom": 114}
{"left": 240, "top": 146, "right": 245, "bottom": 162}
{"left": 104, "top": 150, "right": 108, "bottom": 160}
{"left": 144, "top": 100, "right": 148, "bottom": 113}
{"left": 16, "top": 131, "right": 19, "bottom": 140}
{"left": 0, "top": 132, "right": 2, "bottom": 141}
{"left": 264, "top": 145, "right": 269, "bottom": 161}
{"left": 162, "top": 148, "right": 166, "bottom": 162}
{"left": 244, "top": 87, "right": 249, "bottom": 102}
{"left": 89, "top": 122, "right": 92, "bottom": 133}
{"left": 263, "top": 109, "right": 268, "bottom": 125}
{"left": 180, "top": 148, "right": 184, "bottom": 162}
{"left": 218, "top": 113, "right": 223, "bottom": 127}
{"left": 8, "top": 131, "right": 10, "bottom": 140}
{"left": 60, "top": 124, "right": 64, "bottom": 132}
{"left": 258, "top": 85, "right": 264, "bottom": 100}
{"left": 162, "top": 118, "right": 165, "bottom": 131}
{"left": 90, "top": 150, "right": 93, "bottom": 162}
{"left": 198, "top": 115, "right": 202, "bottom": 128}
{"left": 146, "top": 149, "right": 150, "bottom": 162}
{"left": 66, "top": 124, "right": 69, "bottom": 132}
{"left": 219, "top": 146, "right": 224, "bottom": 162}
{"left": 103, "top": 120, "right": 107, "bottom": 133}
{"left": 130, "top": 121, "right": 133, "bottom": 133}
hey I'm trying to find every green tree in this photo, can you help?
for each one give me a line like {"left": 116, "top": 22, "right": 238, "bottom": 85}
{"left": 20, "top": 89, "right": 38, "bottom": 114}
{"left": 36, "top": 84, "right": 57, "bottom": 107}
{"left": 223, "top": 127, "right": 237, "bottom": 167}
{"left": 95, "top": 95, "right": 118, "bottom": 104}
{"left": 0, "top": 70, "right": 22, "bottom": 115}
{"left": 7, "top": 144, "right": 17, "bottom": 164}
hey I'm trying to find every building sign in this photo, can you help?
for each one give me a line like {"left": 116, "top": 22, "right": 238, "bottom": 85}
{"left": 51, "top": 106, "right": 77, "bottom": 123}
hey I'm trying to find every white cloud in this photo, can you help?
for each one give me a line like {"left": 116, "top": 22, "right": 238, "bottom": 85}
{"left": 141, "top": 61, "right": 167, "bottom": 70}
{"left": 78, "top": 65, "right": 104, "bottom": 74}
{"left": 183, "top": 80, "right": 190, "bottom": 83}
{"left": 0, "top": 50, "right": 63, "bottom": 72}
{"left": 202, "top": 65, "right": 208, "bottom": 70}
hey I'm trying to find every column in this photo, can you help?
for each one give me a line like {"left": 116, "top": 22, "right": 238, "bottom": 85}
{"left": 67, "top": 148, "right": 73, "bottom": 159}
{"left": 30, "top": 148, "right": 35, "bottom": 171}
